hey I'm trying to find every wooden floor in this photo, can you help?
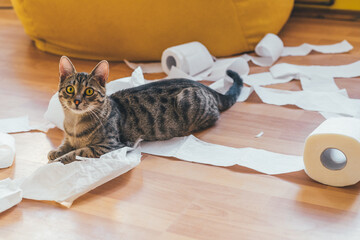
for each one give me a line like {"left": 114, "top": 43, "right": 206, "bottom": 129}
{"left": 1, "top": 7, "right": 360, "bottom": 240}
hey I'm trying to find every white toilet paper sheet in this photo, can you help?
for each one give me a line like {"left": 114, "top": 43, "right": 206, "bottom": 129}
{"left": 281, "top": 40, "right": 353, "bottom": 56}
{"left": 0, "top": 115, "right": 55, "bottom": 134}
{"left": 0, "top": 178, "right": 22, "bottom": 213}
{"left": 270, "top": 60, "right": 360, "bottom": 79}
{"left": 299, "top": 75, "right": 339, "bottom": 92}
{"left": 0, "top": 115, "right": 33, "bottom": 133}
{"left": 0, "top": 146, "right": 141, "bottom": 212}
{"left": 0, "top": 132, "right": 16, "bottom": 168}
{"left": 141, "top": 135, "right": 304, "bottom": 175}
{"left": 254, "top": 86, "right": 360, "bottom": 117}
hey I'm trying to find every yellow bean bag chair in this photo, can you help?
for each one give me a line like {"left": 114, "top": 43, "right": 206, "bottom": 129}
{"left": 11, "top": 0, "right": 293, "bottom": 61}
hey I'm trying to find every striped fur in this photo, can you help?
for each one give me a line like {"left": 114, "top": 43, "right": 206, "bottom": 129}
{"left": 48, "top": 57, "right": 242, "bottom": 164}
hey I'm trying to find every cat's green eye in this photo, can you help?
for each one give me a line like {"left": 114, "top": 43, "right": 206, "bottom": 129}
{"left": 66, "top": 86, "right": 74, "bottom": 94}
{"left": 85, "top": 88, "right": 94, "bottom": 96}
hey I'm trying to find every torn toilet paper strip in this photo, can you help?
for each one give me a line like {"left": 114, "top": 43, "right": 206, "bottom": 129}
{"left": 254, "top": 86, "right": 360, "bottom": 117}
{"left": 0, "top": 132, "right": 16, "bottom": 168}
{"left": 242, "top": 72, "right": 339, "bottom": 93}
{"left": 141, "top": 135, "right": 304, "bottom": 175}
{"left": 243, "top": 72, "right": 293, "bottom": 86}
{"left": 0, "top": 115, "right": 32, "bottom": 133}
{"left": 281, "top": 40, "right": 353, "bottom": 56}
{"left": 244, "top": 34, "right": 352, "bottom": 67}
{"left": 270, "top": 60, "right": 360, "bottom": 79}
{"left": 299, "top": 75, "right": 339, "bottom": 92}
{"left": 0, "top": 178, "right": 22, "bottom": 213}
{"left": 0, "top": 115, "right": 55, "bottom": 133}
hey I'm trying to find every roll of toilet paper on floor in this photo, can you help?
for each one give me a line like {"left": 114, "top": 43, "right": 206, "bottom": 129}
{"left": 161, "top": 41, "right": 214, "bottom": 75}
{"left": 0, "top": 132, "right": 16, "bottom": 168}
{"left": 303, "top": 117, "right": 360, "bottom": 187}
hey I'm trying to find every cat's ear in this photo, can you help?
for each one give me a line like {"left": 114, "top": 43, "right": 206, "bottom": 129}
{"left": 59, "top": 56, "right": 76, "bottom": 82}
{"left": 90, "top": 60, "right": 109, "bottom": 87}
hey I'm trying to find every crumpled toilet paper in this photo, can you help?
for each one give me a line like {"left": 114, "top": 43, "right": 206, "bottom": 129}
{"left": 0, "top": 132, "right": 16, "bottom": 168}
{"left": 0, "top": 146, "right": 141, "bottom": 212}
{"left": 20, "top": 147, "right": 141, "bottom": 207}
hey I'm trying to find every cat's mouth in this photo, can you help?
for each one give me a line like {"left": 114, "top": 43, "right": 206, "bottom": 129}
{"left": 67, "top": 105, "right": 87, "bottom": 114}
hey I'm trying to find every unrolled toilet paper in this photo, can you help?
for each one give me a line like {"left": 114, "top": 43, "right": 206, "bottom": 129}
{"left": 141, "top": 135, "right": 304, "bottom": 175}
{"left": 125, "top": 34, "right": 353, "bottom": 75}
{"left": 270, "top": 60, "right": 360, "bottom": 79}
{"left": 244, "top": 33, "right": 353, "bottom": 67}
{"left": 0, "top": 132, "right": 16, "bottom": 168}
{"left": 303, "top": 117, "right": 360, "bottom": 187}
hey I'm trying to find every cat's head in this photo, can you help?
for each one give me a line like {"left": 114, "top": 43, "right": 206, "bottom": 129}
{"left": 58, "top": 56, "right": 109, "bottom": 114}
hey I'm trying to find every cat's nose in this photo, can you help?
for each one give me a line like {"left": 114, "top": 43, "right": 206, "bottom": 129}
{"left": 74, "top": 99, "right": 81, "bottom": 107}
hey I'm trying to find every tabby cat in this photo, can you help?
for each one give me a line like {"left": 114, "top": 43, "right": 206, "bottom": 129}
{"left": 48, "top": 56, "right": 243, "bottom": 164}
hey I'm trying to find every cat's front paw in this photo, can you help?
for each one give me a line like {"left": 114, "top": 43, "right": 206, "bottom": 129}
{"left": 53, "top": 153, "right": 78, "bottom": 165}
{"left": 48, "top": 149, "right": 63, "bottom": 161}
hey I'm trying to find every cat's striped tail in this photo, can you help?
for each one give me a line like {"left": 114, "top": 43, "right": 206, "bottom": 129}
{"left": 217, "top": 70, "right": 243, "bottom": 112}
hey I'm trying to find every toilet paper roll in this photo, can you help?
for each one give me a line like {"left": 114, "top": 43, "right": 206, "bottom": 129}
{"left": 303, "top": 117, "right": 360, "bottom": 187}
{"left": 0, "top": 132, "right": 16, "bottom": 168}
{"left": 161, "top": 41, "right": 214, "bottom": 75}
{"left": 252, "top": 33, "right": 284, "bottom": 66}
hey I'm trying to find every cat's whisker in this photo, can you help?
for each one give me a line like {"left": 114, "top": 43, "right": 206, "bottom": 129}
{"left": 87, "top": 108, "right": 105, "bottom": 131}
